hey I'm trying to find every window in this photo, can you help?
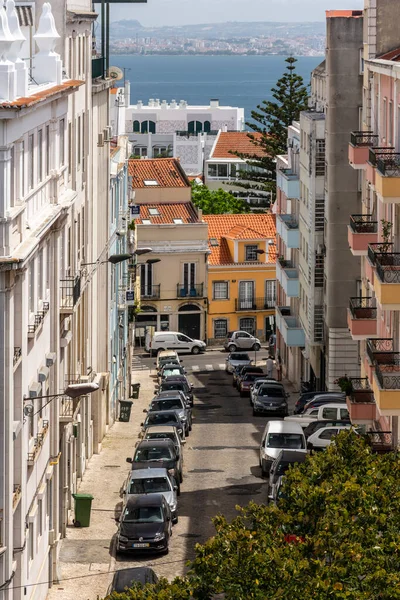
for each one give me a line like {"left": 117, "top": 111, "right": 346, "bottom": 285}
{"left": 140, "top": 262, "right": 153, "bottom": 297}
{"left": 213, "top": 281, "right": 228, "bottom": 299}
{"left": 239, "top": 317, "right": 255, "bottom": 336}
{"left": 37, "top": 129, "right": 43, "bottom": 182}
{"left": 173, "top": 218, "right": 183, "bottom": 224}
{"left": 28, "top": 133, "right": 34, "bottom": 189}
{"left": 204, "top": 120, "right": 211, "bottom": 133}
{"left": 29, "top": 522, "right": 34, "bottom": 561}
{"left": 245, "top": 245, "right": 259, "bottom": 261}
{"left": 133, "top": 120, "right": 140, "bottom": 132}
{"left": 183, "top": 262, "right": 196, "bottom": 291}
{"left": 38, "top": 499, "right": 43, "bottom": 537}
{"left": 68, "top": 122, "right": 72, "bottom": 177}
{"left": 315, "top": 139, "right": 325, "bottom": 176}
{"left": 77, "top": 116, "right": 81, "bottom": 166}
{"left": 214, "top": 319, "right": 227, "bottom": 339}
{"left": 141, "top": 219, "right": 151, "bottom": 225}
{"left": 143, "top": 180, "right": 158, "bottom": 186}
{"left": 383, "top": 97, "right": 387, "bottom": 142}
{"left": 319, "top": 428, "right": 338, "bottom": 441}
{"left": 140, "top": 120, "right": 156, "bottom": 134}
{"left": 46, "top": 124, "right": 50, "bottom": 177}
{"left": 207, "top": 163, "right": 228, "bottom": 178}
{"left": 265, "top": 280, "right": 276, "bottom": 307}
{"left": 148, "top": 208, "right": 160, "bottom": 216}
{"left": 59, "top": 119, "right": 65, "bottom": 166}
{"left": 389, "top": 100, "right": 393, "bottom": 146}
{"left": 19, "top": 140, "right": 25, "bottom": 198}
{"left": 188, "top": 120, "right": 203, "bottom": 133}
{"left": 321, "top": 407, "right": 339, "bottom": 420}
{"left": 29, "top": 262, "right": 35, "bottom": 314}
{"left": 38, "top": 249, "right": 44, "bottom": 300}
{"left": 209, "top": 238, "right": 219, "bottom": 247}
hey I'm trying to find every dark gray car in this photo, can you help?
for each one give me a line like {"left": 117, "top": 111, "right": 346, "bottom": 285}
{"left": 128, "top": 439, "right": 183, "bottom": 488}
{"left": 253, "top": 385, "right": 289, "bottom": 417}
{"left": 147, "top": 396, "right": 192, "bottom": 435}
{"left": 141, "top": 410, "right": 185, "bottom": 439}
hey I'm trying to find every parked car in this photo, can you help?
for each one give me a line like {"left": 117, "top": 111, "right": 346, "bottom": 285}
{"left": 107, "top": 567, "right": 159, "bottom": 594}
{"left": 239, "top": 373, "right": 266, "bottom": 397}
{"left": 146, "top": 331, "right": 206, "bottom": 356}
{"left": 156, "top": 350, "right": 180, "bottom": 372}
{"left": 303, "top": 419, "right": 352, "bottom": 440}
{"left": 234, "top": 365, "right": 264, "bottom": 389}
{"left": 223, "top": 331, "right": 261, "bottom": 352}
{"left": 307, "top": 425, "right": 353, "bottom": 451}
{"left": 250, "top": 379, "right": 284, "bottom": 405}
{"left": 284, "top": 403, "right": 350, "bottom": 428}
{"left": 154, "top": 389, "right": 191, "bottom": 410}
{"left": 116, "top": 494, "right": 172, "bottom": 555}
{"left": 128, "top": 439, "right": 183, "bottom": 487}
{"left": 259, "top": 421, "right": 306, "bottom": 477}
{"left": 141, "top": 411, "right": 185, "bottom": 440}
{"left": 157, "top": 378, "right": 194, "bottom": 406}
{"left": 294, "top": 392, "right": 346, "bottom": 414}
{"left": 225, "top": 352, "right": 252, "bottom": 374}
{"left": 147, "top": 395, "right": 192, "bottom": 435}
{"left": 140, "top": 426, "right": 184, "bottom": 475}
{"left": 253, "top": 385, "right": 289, "bottom": 417}
{"left": 123, "top": 468, "right": 179, "bottom": 523}
{"left": 302, "top": 394, "right": 346, "bottom": 413}
{"left": 268, "top": 450, "right": 307, "bottom": 502}
{"left": 159, "top": 364, "right": 187, "bottom": 381}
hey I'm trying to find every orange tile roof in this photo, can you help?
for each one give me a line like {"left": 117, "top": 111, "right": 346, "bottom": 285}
{"left": 128, "top": 158, "right": 190, "bottom": 189}
{"left": 110, "top": 87, "right": 118, "bottom": 94}
{"left": 212, "top": 131, "right": 265, "bottom": 159}
{"left": 203, "top": 213, "right": 276, "bottom": 265}
{"left": 326, "top": 9, "right": 362, "bottom": 18}
{"left": 136, "top": 202, "right": 200, "bottom": 224}
{"left": 0, "top": 80, "right": 84, "bottom": 109}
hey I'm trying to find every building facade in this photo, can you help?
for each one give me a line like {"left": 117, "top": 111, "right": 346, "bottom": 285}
{"left": 204, "top": 214, "right": 276, "bottom": 344}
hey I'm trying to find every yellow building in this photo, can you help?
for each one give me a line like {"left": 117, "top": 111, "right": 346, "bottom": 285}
{"left": 204, "top": 214, "right": 277, "bottom": 343}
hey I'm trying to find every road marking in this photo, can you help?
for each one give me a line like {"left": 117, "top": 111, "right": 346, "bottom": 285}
{"left": 218, "top": 364, "right": 226, "bottom": 370}
{"left": 192, "top": 365, "right": 200, "bottom": 372}
{"left": 205, "top": 364, "right": 214, "bottom": 371}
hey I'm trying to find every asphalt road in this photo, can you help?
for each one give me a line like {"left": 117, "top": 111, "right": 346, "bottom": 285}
{"left": 116, "top": 349, "right": 298, "bottom": 580}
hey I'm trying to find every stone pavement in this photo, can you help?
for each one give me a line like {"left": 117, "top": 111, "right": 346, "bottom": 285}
{"left": 47, "top": 368, "right": 156, "bottom": 600}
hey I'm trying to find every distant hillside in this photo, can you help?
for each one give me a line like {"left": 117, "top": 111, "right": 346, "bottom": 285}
{"left": 110, "top": 20, "right": 325, "bottom": 40}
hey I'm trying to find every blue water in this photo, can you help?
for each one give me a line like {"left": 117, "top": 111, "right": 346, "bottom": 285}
{"left": 110, "top": 55, "right": 323, "bottom": 122}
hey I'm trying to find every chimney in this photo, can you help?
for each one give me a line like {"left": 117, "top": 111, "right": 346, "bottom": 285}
{"left": 6, "top": 0, "right": 27, "bottom": 97}
{"left": 33, "top": 3, "right": 62, "bottom": 85}
{"left": 137, "top": 100, "right": 143, "bottom": 109}
{"left": 0, "top": 4, "right": 16, "bottom": 102}
{"left": 210, "top": 99, "right": 219, "bottom": 107}
{"left": 171, "top": 99, "right": 177, "bottom": 108}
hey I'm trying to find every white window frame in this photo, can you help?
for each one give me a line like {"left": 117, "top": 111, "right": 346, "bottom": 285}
{"left": 213, "top": 281, "right": 229, "bottom": 300}
{"left": 245, "top": 245, "right": 259, "bottom": 262}
{"left": 213, "top": 318, "right": 228, "bottom": 339}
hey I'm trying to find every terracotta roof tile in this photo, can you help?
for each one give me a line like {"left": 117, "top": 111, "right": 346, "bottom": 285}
{"left": 203, "top": 213, "right": 276, "bottom": 265}
{"left": 212, "top": 131, "right": 265, "bottom": 159}
{"left": 136, "top": 202, "right": 200, "bottom": 224}
{"left": 128, "top": 158, "right": 190, "bottom": 189}
{"left": 0, "top": 80, "right": 84, "bottom": 110}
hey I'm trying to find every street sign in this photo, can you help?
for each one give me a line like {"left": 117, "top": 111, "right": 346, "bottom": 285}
{"left": 126, "top": 290, "right": 135, "bottom": 305}
{"left": 130, "top": 205, "right": 140, "bottom": 218}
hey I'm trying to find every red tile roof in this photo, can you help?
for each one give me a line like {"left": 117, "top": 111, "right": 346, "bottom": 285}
{"left": 326, "top": 9, "right": 362, "bottom": 18}
{"left": 135, "top": 202, "right": 200, "bottom": 225}
{"left": 0, "top": 80, "right": 84, "bottom": 109}
{"left": 212, "top": 131, "right": 265, "bottom": 159}
{"left": 128, "top": 158, "right": 190, "bottom": 189}
{"left": 379, "top": 47, "right": 400, "bottom": 62}
{"left": 203, "top": 213, "right": 276, "bottom": 265}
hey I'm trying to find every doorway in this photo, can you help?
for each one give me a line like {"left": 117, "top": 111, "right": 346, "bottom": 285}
{"left": 178, "top": 304, "right": 201, "bottom": 339}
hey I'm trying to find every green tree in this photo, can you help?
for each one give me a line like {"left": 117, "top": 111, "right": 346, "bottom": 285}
{"left": 191, "top": 182, "right": 250, "bottom": 214}
{"left": 101, "top": 432, "right": 400, "bottom": 599}
{"left": 232, "top": 56, "right": 309, "bottom": 202}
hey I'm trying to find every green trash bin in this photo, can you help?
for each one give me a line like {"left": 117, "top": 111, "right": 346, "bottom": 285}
{"left": 119, "top": 399, "right": 134, "bottom": 422}
{"left": 130, "top": 383, "right": 141, "bottom": 399}
{"left": 72, "top": 493, "right": 94, "bottom": 527}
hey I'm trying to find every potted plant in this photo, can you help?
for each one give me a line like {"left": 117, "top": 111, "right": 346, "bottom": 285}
{"left": 334, "top": 375, "right": 353, "bottom": 396}
{"left": 378, "top": 219, "right": 392, "bottom": 254}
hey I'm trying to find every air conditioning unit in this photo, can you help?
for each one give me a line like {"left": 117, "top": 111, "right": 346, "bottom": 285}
{"left": 103, "top": 128, "right": 110, "bottom": 143}
{"left": 97, "top": 132, "right": 104, "bottom": 147}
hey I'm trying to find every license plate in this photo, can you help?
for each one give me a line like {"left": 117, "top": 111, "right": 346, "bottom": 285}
{"left": 133, "top": 543, "right": 149, "bottom": 548}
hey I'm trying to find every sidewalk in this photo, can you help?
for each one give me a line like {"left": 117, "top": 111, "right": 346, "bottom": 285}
{"left": 47, "top": 369, "right": 156, "bottom": 600}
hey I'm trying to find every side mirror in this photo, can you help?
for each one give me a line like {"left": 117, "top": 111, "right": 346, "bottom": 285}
{"left": 140, "top": 422, "right": 144, "bottom": 427}
{"left": 173, "top": 485, "right": 178, "bottom": 491}
{"left": 122, "top": 490, "right": 126, "bottom": 494}
{"left": 181, "top": 439, "right": 186, "bottom": 445}
{"left": 143, "top": 408, "right": 148, "bottom": 413}
{"left": 126, "top": 457, "right": 132, "bottom": 463}
{"left": 115, "top": 517, "right": 120, "bottom": 523}
{"left": 175, "top": 452, "right": 180, "bottom": 459}
{"left": 154, "top": 390, "right": 158, "bottom": 394}
{"left": 154, "top": 362, "right": 157, "bottom": 366}
{"left": 190, "top": 383, "right": 194, "bottom": 389}
{"left": 166, "top": 516, "right": 171, "bottom": 521}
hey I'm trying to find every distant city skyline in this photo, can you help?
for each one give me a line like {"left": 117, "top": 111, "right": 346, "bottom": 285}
{"left": 103, "top": 0, "right": 364, "bottom": 26}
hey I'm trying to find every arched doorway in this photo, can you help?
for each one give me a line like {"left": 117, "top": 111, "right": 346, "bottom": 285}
{"left": 178, "top": 304, "right": 201, "bottom": 339}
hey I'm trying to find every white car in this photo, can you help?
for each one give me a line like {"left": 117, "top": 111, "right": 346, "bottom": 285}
{"left": 307, "top": 425, "right": 352, "bottom": 451}
{"left": 223, "top": 331, "right": 261, "bottom": 352}
{"left": 259, "top": 421, "right": 306, "bottom": 477}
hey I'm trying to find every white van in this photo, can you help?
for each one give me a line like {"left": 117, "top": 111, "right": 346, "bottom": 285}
{"left": 146, "top": 331, "right": 206, "bottom": 357}
{"left": 259, "top": 421, "right": 306, "bottom": 477}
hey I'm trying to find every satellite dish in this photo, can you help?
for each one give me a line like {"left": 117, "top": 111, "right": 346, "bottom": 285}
{"left": 108, "top": 66, "right": 123, "bottom": 81}
{"left": 24, "top": 404, "right": 34, "bottom": 417}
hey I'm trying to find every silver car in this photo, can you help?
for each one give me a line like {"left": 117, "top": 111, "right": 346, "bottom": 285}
{"left": 224, "top": 331, "right": 261, "bottom": 352}
{"left": 250, "top": 379, "right": 285, "bottom": 406}
{"left": 146, "top": 396, "right": 192, "bottom": 435}
{"left": 122, "top": 468, "right": 179, "bottom": 523}
{"left": 225, "top": 352, "right": 252, "bottom": 374}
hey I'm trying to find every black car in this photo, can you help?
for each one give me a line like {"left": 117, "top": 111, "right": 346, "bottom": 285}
{"left": 253, "top": 385, "right": 289, "bottom": 417}
{"left": 128, "top": 439, "right": 183, "bottom": 490}
{"left": 294, "top": 391, "right": 345, "bottom": 414}
{"left": 158, "top": 378, "right": 194, "bottom": 406}
{"left": 268, "top": 450, "right": 307, "bottom": 501}
{"left": 107, "top": 567, "right": 158, "bottom": 594}
{"left": 147, "top": 396, "right": 192, "bottom": 435}
{"left": 303, "top": 394, "right": 346, "bottom": 413}
{"left": 160, "top": 364, "right": 187, "bottom": 381}
{"left": 303, "top": 419, "right": 351, "bottom": 439}
{"left": 116, "top": 494, "right": 172, "bottom": 555}
{"left": 141, "top": 410, "right": 185, "bottom": 439}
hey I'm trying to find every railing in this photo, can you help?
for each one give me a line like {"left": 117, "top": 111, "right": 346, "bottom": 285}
{"left": 13, "top": 347, "right": 21, "bottom": 366}
{"left": 60, "top": 396, "right": 74, "bottom": 418}
{"left": 349, "top": 214, "right": 378, "bottom": 234}
{"left": 366, "top": 338, "right": 394, "bottom": 365}
{"left": 367, "top": 242, "right": 394, "bottom": 266}
{"left": 375, "top": 357, "right": 400, "bottom": 389}
{"left": 28, "top": 313, "right": 43, "bottom": 336}
{"left": 348, "top": 377, "right": 375, "bottom": 404}
{"left": 12, "top": 484, "right": 21, "bottom": 510}
{"left": 92, "top": 57, "right": 104, "bottom": 79}
{"left": 235, "top": 297, "right": 275, "bottom": 311}
{"left": 280, "top": 168, "right": 298, "bottom": 180}
{"left": 368, "top": 146, "right": 395, "bottom": 166}
{"left": 350, "top": 131, "right": 379, "bottom": 147}
{"left": 176, "top": 130, "right": 219, "bottom": 137}
{"left": 278, "top": 257, "right": 294, "bottom": 269}
{"left": 176, "top": 283, "right": 204, "bottom": 298}
{"left": 375, "top": 253, "right": 400, "bottom": 284}
{"left": 141, "top": 284, "right": 160, "bottom": 299}
{"left": 376, "top": 152, "right": 400, "bottom": 177}
{"left": 349, "top": 297, "right": 377, "bottom": 319}
{"left": 60, "top": 274, "right": 81, "bottom": 309}
{"left": 364, "top": 431, "right": 393, "bottom": 453}
{"left": 279, "top": 213, "right": 299, "bottom": 229}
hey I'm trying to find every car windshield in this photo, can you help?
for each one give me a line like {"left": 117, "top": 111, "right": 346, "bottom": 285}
{"left": 231, "top": 354, "right": 250, "bottom": 361}
{"left": 259, "top": 388, "right": 285, "bottom": 397}
{"left": 146, "top": 413, "right": 179, "bottom": 425}
{"left": 159, "top": 359, "right": 179, "bottom": 368}
{"left": 161, "top": 383, "right": 185, "bottom": 392}
{"left": 145, "top": 432, "right": 176, "bottom": 443}
{"left": 151, "top": 399, "right": 184, "bottom": 411}
{"left": 163, "top": 369, "right": 182, "bottom": 377}
{"left": 128, "top": 477, "right": 171, "bottom": 494}
{"left": 244, "top": 373, "right": 263, "bottom": 382}
{"left": 134, "top": 446, "right": 174, "bottom": 461}
{"left": 123, "top": 506, "right": 164, "bottom": 523}
{"left": 267, "top": 434, "right": 305, "bottom": 450}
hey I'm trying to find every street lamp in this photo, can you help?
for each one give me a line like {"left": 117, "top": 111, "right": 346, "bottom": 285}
{"left": 82, "top": 253, "right": 134, "bottom": 267}
{"left": 23, "top": 382, "right": 99, "bottom": 417}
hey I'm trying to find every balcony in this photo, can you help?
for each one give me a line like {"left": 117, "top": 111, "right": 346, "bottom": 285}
{"left": 366, "top": 147, "right": 395, "bottom": 186}
{"left": 373, "top": 252, "right": 400, "bottom": 309}
{"left": 276, "top": 259, "right": 299, "bottom": 297}
{"left": 235, "top": 297, "right": 275, "bottom": 311}
{"left": 276, "top": 214, "right": 300, "bottom": 249}
{"left": 12, "top": 484, "right": 21, "bottom": 511}
{"left": 366, "top": 242, "right": 394, "bottom": 284}
{"left": 177, "top": 283, "right": 204, "bottom": 298}
{"left": 347, "top": 297, "right": 377, "bottom": 340}
{"left": 276, "top": 306, "right": 305, "bottom": 347}
{"left": 348, "top": 131, "right": 378, "bottom": 169}
{"left": 276, "top": 168, "right": 299, "bottom": 199}
{"left": 375, "top": 152, "right": 400, "bottom": 203}
{"left": 141, "top": 284, "right": 160, "bottom": 300}
{"left": 13, "top": 347, "right": 22, "bottom": 368}
{"left": 60, "top": 274, "right": 81, "bottom": 313}
{"left": 346, "top": 377, "right": 376, "bottom": 422}
{"left": 366, "top": 338, "right": 400, "bottom": 412}
{"left": 364, "top": 430, "right": 393, "bottom": 454}
{"left": 348, "top": 214, "right": 378, "bottom": 256}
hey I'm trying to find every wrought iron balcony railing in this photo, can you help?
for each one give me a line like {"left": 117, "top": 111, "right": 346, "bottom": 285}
{"left": 367, "top": 242, "right": 394, "bottom": 266}
{"left": 366, "top": 338, "right": 394, "bottom": 365}
{"left": 348, "top": 377, "right": 375, "bottom": 404}
{"left": 141, "top": 284, "right": 161, "bottom": 299}
{"left": 60, "top": 274, "right": 81, "bottom": 309}
{"left": 376, "top": 152, "right": 400, "bottom": 177}
{"left": 13, "top": 347, "right": 21, "bottom": 366}
{"left": 349, "top": 297, "right": 377, "bottom": 320}
{"left": 350, "top": 131, "right": 379, "bottom": 147}
{"left": 368, "top": 146, "right": 395, "bottom": 167}
{"left": 363, "top": 430, "right": 393, "bottom": 453}
{"left": 375, "top": 357, "right": 400, "bottom": 389}
{"left": 374, "top": 252, "right": 400, "bottom": 284}
{"left": 177, "top": 283, "right": 204, "bottom": 298}
{"left": 349, "top": 214, "right": 378, "bottom": 234}
{"left": 235, "top": 297, "right": 275, "bottom": 311}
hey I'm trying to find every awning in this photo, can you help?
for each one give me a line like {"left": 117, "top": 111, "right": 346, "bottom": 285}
{"left": 16, "top": 5, "right": 33, "bottom": 27}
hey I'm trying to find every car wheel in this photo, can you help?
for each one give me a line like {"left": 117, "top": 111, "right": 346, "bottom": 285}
{"left": 261, "top": 462, "right": 268, "bottom": 478}
{"left": 173, "top": 515, "right": 178, "bottom": 524}
{"left": 191, "top": 346, "right": 200, "bottom": 355}
{"left": 252, "top": 343, "right": 261, "bottom": 351}
{"left": 228, "top": 344, "right": 237, "bottom": 352}
{"left": 164, "top": 545, "right": 169, "bottom": 555}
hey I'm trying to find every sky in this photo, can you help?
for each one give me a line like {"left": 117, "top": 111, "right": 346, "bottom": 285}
{"left": 106, "top": 0, "right": 364, "bottom": 26}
